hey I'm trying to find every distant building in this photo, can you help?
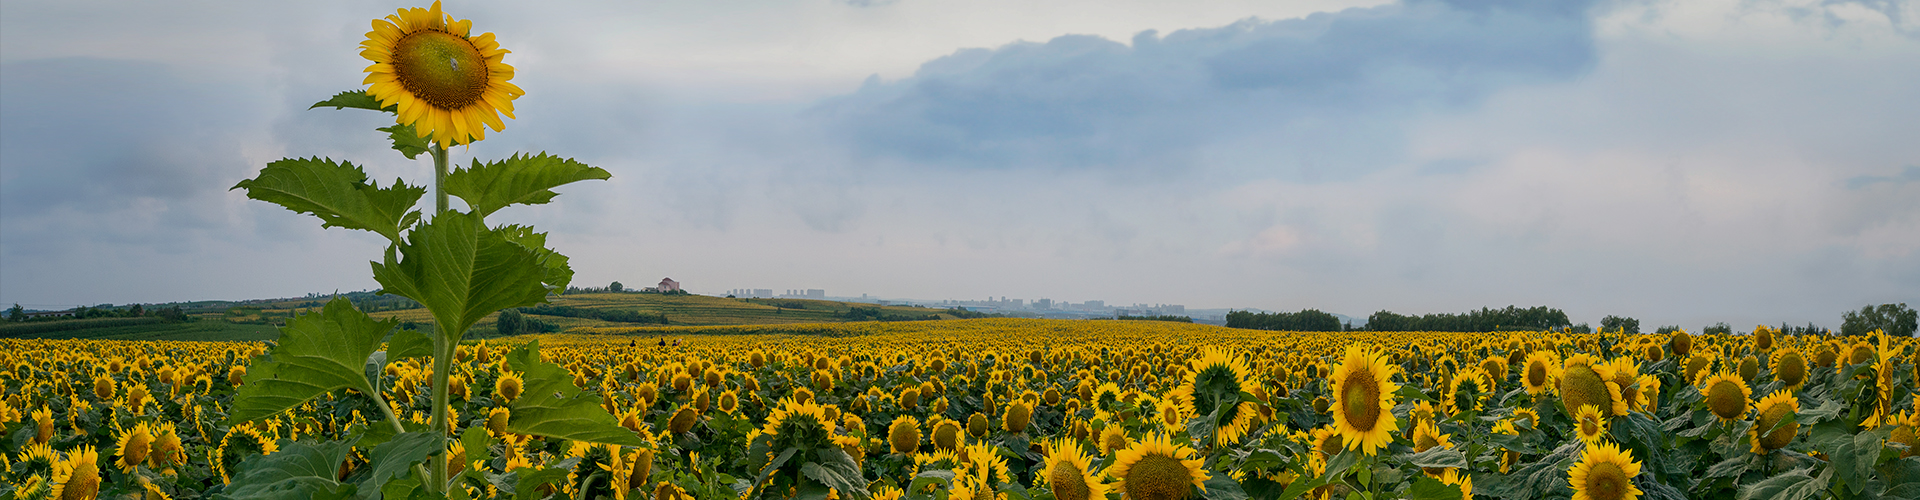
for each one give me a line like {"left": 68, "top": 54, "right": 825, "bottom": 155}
{"left": 658, "top": 277, "right": 680, "bottom": 292}
{"left": 805, "top": 289, "right": 825, "bottom": 298}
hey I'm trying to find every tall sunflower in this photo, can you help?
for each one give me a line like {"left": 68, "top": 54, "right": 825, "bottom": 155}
{"left": 49, "top": 445, "right": 100, "bottom": 500}
{"left": 1107, "top": 432, "right": 1209, "bottom": 500}
{"left": 1522, "top": 351, "right": 1558, "bottom": 396}
{"left": 360, "top": 1, "right": 524, "bottom": 147}
{"left": 113, "top": 421, "right": 154, "bottom": 473}
{"left": 1567, "top": 441, "right": 1643, "bottom": 500}
{"left": 1329, "top": 344, "right": 1400, "bottom": 455}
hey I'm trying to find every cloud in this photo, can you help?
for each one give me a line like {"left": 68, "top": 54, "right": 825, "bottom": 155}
{"left": 813, "top": 0, "right": 1598, "bottom": 177}
{"left": 1845, "top": 165, "right": 1920, "bottom": 189}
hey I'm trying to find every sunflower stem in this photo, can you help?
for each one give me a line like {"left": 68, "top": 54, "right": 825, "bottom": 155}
{"left": 427, "top": 143, "right": 452, "bottom": 496}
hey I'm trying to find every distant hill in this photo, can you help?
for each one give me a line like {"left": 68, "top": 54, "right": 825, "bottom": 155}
{"left": 0, "top": 292, "right": 979, "bottom": 341}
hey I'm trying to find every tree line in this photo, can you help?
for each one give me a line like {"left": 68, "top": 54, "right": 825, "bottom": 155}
{"left": 1225, "top": 302, "right": 1915, "bottom": 337}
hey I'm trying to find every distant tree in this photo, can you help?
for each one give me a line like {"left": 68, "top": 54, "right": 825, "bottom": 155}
{"left": 1570, "top": 323, "right": 1593, "bottom": 334}
{"left": 156, "top": 306, "right": 189, "bottom": 323}
{"left": 1655, "top": 325, "right": 1681, "bottom": 334}
{"left": 1600, "top": 315, "right": 1640, "bottom": 334}
{"left": 5, "top": 304, "right": 22, "bottom": 322}
{"left": 497, "top": 308, "right": 526, "bottom": 336}
{"left": 1842, "top": 303, "right": 1917, "bottom": 337}
{"left": 1702, "top": 323, "right": 1732, "bottom": 335}
{"left": 128, "top": 304, "right": 145, "bottom": 317}
{"left": 610, "top": 281, "right": 624, "bottom": 293}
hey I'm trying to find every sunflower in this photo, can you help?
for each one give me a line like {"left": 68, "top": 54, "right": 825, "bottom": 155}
{"left": 1438, "top": 468, "right": 1473, "bottom": 499}
{"left": 1003, "top": 400, "right": 1034, "bottom": 434}
{"left": 1410, "top": 419, "right": 1453, "bottom": 476}
{"left": 1310, "top": 425, "right": 1344, "bottom": 459}
{"left": 1445, "top": 367, "right": 1492, "bottom": 416}
{"left": 1682, "top": 353, "right": 1714, "bottom": 386}
{"left": 214, "top": 422, "right": 279, "bottom": 484}
{"left": 1558, "top": 355, "right": 1623, "bottom": 418}
{"left": 486, "top": 406, "right": 511, "bottom": 437}
{"left": 49, "top": 445, "right": 100, "bottom": 500}
{"left": 1330, "top": 345, "right": 1400, "bottom": 455}
{"left": 495, "top": 370, "right": 524, "bottom": 403}
{"left": 931, "top": 419, "right": 964, "bottom": 451}
{"left": 666, "top": 404, "right": 700, "bottom": 435}
{"left": 1697, "top": 372, "right": 1750, "bottom": 422}
{"left": 1568, "top": 441, "right": 1643, "bottom": 500}
{"left": 1099, "top": 426, "right": 1131, "bottom": 457}
{"left": 966, "top": 412, "right": 989, "bottom": 439}
{"left": 1108, "top": 432, "right": 1209, "bottom": 500}
{"left": 1770, "top": 348, "right": 1808, "bottom": 390}
{"left": 1492, "top": 420, "right": 1521, "bottom": 473}
{"left": 30, "top": 407, "right": 54, "bottom": 444}
{"left": 1522, "top": 351, "right": 1558, "bottom": 396}
{"left": 1634, "top": 374, "right": 1662, "bottom": 413}
{"left": 1746, "top": 389, "right": 1799, "bottom": 454}
{"left": 113, "top": 421, "right": 154, "bottom": 473}
{"left": 1042, "top": 437, "right": 1110, "bottom": 500}
{"left": 889, "top": 416, "right": 921, "bottom": 455}
{"left": 1573, "top": 405, "right": 1609, "bottom": 445}
{"left": 360, "top": 1, "right": 524, "bottom": 147}
{"left": 760, "top": 398, "right": 834, "bottom": 451}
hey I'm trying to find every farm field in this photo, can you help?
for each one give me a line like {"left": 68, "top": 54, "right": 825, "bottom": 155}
{"left": 5, "top": 293, "right": 960, "bottom": 342}
{"left": 2, "top": 318, "right": 1913, "bottom": 500}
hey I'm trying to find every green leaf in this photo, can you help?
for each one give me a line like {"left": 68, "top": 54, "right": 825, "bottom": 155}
{"left": 501, "top": 340, "right": 647, "bottom": 446}
{"left": 496, "top": 225, "right": 575, "bottom": 294}
{"left": 232, "top": 157, "right": 424, "bottom": 242}
{"left": 1738, "top": 467, "right": 1822, "bottom": 500}
{"left": 460, "top": 425, "right": 492, "bottom": 467}
{"left": 1200, "top": 474, "right": 1250, "bottom": 500}
{"left": 215, "top": 438, "right": 359, "bottom": 500}
{"left": 1703, "top": 455, "right": 1749, "bottom": 479}
{"left": 387, "top": 329, "right": 433, "bottom": 361}
{"left": 800, "top": 449, "right": 868, "bottom": 500}
{"left": 1406, "top": 475, "right": 1464, "bottom": 500}
{"left": 443, "top": 153, "right": 611, "bottom": 219}
{"left": 1405, "top": 446, "right": 1469, "bottom": 469}
{"left": 310, "top": 90, "right": 394, "bottom": 113}
{"left": 361, "top": 432, "right": 443, "bottom": 500}
{"left": 378, "top": 124, "right": 432, "bottom": 160}
{"left": 370, "top": 212, "right": 558, "bottom": 341}
{"left": 229, "top": 298, "right": 396, "bottom": 424}
{"left": 508, "top": 465, "right": 574, "bottom": 500}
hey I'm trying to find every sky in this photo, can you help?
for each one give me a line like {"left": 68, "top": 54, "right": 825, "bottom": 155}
{"left": 1, "top": 0, "right": 1916, "bottom": 330}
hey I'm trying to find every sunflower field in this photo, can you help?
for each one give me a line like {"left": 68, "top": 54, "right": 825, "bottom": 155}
{"left": 2, "top": 318, "right": 1916, "bottom": 500}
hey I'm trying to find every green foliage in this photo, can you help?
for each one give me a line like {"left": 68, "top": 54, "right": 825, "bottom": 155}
{"left": 501, "top": 340, "right": 647, "bottom": 446}
{"left": 1363, "top": 305, "right": 1572, "bottom": 332}
{"left": 227, "top": 297, "right": 397, "bottom": 424}
{"left": 443, "top": 153, "right": 611, "bottom": 219}
{"left": 369, "top": 212, "right": 562, "bottom": 343}
{"left": 1842, "top": 303, "right": 1917, "bottom": 337}
{"left": 1227, "top": 309, "right": 1342, "bottom": 331}
{"left": 230, "top": 157, "right": 424, "bottom": 242}
{"left": 215, "top": 438, "right": 360, "bottom": 500}
{"left": 1600, "top": 315, "right": 1641, "bottom": 334}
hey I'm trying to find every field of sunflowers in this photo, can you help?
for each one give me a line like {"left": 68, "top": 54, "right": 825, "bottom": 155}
{"left": 1, "top": 318, "right": 1915, "bottom": 500}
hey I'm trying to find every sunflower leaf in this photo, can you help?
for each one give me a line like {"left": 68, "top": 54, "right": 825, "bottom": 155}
{"left": 215, "top": 437, "right": 360, "bottom": 500}
{"left": 443, "top": 152, "right": 611, "bottom": 219}
{"left": 1405, "top": 475, "right": 1464, "bottom": 500}
{"left": 500, "top": 340, "right": 647, "bottom": 446}
{"left": 311, "top": 90, "right": 395, "bottom": 113}
{"left": 386, "top": 328, "right": 433, "bottom": 361}
{"left": 360, "top": 431, "right": 443, "bottom": 500}
{"left": 370, "top": 212, "right": 557, "bottom": 342}
{"left": 378, "top": 124, "right": 432, "bottom": 160}
{"left": 1405, "top": 445, "right": 1468, "bottom": 469}
{"left": 232, "top": 157, "right": 425, "bottom": 242}
{"left": 228, "top": 297, "right": 395, "bottom": 424}
{"left": 495, "top": 225, "right": 575, "bottom": 294}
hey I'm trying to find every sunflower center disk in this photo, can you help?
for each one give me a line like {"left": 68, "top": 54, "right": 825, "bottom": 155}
{"left": 1707, "top": 382, "right": 1746, "bottom": 419}
{"left": 1126, "top": 455, "right": 1193, "bottom": 500}
{"left": 1586, "top": 462, "right": 1628, "bottom": 500}
{"left": 392, "top": 31, "right": 489, "bottom": 110}
{"left": 1341, "top": 370, "right": 1380, "bottom": 430}
{"left": 1051, "top": 463, "right": 1092, "bottom": 500}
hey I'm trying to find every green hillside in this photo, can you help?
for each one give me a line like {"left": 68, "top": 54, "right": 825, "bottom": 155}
{"left": 1, "top": 292, "right": 974, "bottom": 341}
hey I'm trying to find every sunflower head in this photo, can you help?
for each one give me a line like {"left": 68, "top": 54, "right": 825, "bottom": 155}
{"left": 1772, "top": 349, "right": 1808, "bottom": 390}
{"left": 1573, "top": 405, "right": 1609, "bottom": 445}
{"left": 1042, "top": 437, "right": 1109, "bottom": 500}
{"left": 1329, "top": 345, "right": 1401, "bottom": 456}
{"left": 360, "top": 1, "right": 524, "bottom": 147}
{"left": 50, "top": 445, "right": 100, "bottom": 500}
{"left": 1668, "top": 330, "right": 1693, "bottom": 357}
{"left": 1100, "top": 426, "right": 1130, "bottom": 457}
{"left": 966, "top": 412, "right": 989, "bottom": 439}
{"left": 1752, "top": 326, "right": 1774, "bottom": 353}
{"left": 1523, "top": 351, "right": 1558, "bottom": 396}
{"left": 1736, "top": 356, "right": 1760, "bottom": 384}
{"left": 1750, "top": 389, "right": 1799, "bottom": 453}
{"left": 1568, "top": 441, "right": 1643, "bottom": 500}
{"left": 931, "top": 419, "right": 964, "bottom": 451}
{"left": 889, "top": 416, "right": 921, "bottom": 455}
{"left": 495, "top": 370, "right": 524, "bottom": 403}
{"left": 1699, "top": 371, "right": 1751, "bottom": 421}
{"left": 666, "top": 405, "right": 700, "bottom": 435}
{"left": 1682, "top": 354, "right": 1713, "bottom": 386}
{"left": 1557, "top": 359, "right": 1616, "bottom": 419}
{"left": 114, "top": 421, "right": 154, "bottom": 473}
{"left": 1109, "top": 432, "right": 1210, "bottom": 500}
{"left": 1003, "top": 400, "right": 1033, "bottom": 434}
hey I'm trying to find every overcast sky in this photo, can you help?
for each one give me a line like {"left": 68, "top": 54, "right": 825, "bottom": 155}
{"left": 2, "top": 0, "right": 1915, "bottom": 330}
